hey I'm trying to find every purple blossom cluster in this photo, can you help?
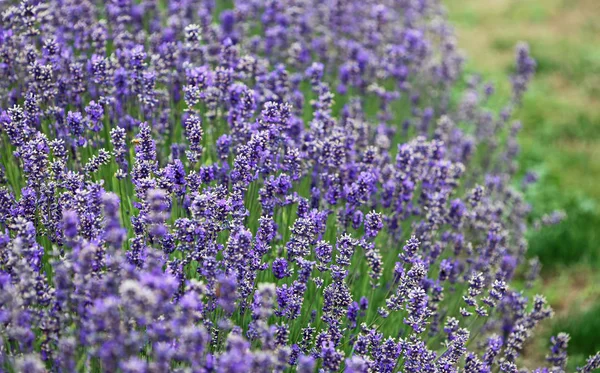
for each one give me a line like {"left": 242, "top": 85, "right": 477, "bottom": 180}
{"left": 0, "top": 0, "right": 596, "bottom": 372}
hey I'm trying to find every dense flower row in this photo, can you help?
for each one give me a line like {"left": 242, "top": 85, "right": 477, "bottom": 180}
{"left": 0, "top": 0, "right": 597, "bottom": 372}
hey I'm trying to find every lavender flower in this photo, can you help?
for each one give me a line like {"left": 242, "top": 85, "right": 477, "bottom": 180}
{"left": 0, "top": 1, "right": 589, "bottom": 372}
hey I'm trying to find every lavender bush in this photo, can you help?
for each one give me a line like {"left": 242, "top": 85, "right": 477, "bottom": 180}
{"left": 0, "top": 0, "right": 597, "bottom": 372}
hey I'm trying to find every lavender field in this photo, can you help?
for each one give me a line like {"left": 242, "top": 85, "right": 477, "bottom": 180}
{"left": 0, "top": 0, "right": 598, "bottom": 372}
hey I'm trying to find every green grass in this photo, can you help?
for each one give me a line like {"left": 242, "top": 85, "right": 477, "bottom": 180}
{"left": 445, "top": 0, "right": 600, "bottom": 265}
{"left": 550, "top": 302, "right": 600, "bottom": 370}
{"left": 444, "top": 0, "right": 600, "bottom": 366}
{"left": 526, "top": 189, "right": 599, "bottom": 268}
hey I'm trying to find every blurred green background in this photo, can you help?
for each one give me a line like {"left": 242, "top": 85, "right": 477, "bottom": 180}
{"left": 445, "top": 0, "right": 600, "bottom": 368}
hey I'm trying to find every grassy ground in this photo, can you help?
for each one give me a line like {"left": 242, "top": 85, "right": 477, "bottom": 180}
{"left": 444, "top": 0, "right": 600, "bottom": 369}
